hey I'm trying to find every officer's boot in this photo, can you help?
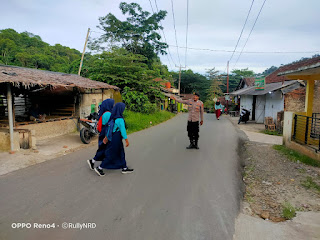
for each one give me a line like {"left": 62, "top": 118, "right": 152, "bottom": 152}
{"left": 194, "top": 139, "right": 199, "bottom": 149}
{"left": 186, "top": 138, "right": 194, "bottom": 149}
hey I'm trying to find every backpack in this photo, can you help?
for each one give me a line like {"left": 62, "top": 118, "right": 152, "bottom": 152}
{"left": 97, "top": 117, "right": 103, "bottom": 133}
{"left": 97, "top": 112, "right": 109, "bottom": 133}
{"left": 106, "top": 119, "right": 115, "bottom": 142}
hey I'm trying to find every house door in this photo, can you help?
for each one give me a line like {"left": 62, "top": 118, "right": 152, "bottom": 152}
{"left": 255, "top": 95, "right": 266, "bottom": 123}
{"left": 252, "top": 96, "right": 256, "bottom": 121}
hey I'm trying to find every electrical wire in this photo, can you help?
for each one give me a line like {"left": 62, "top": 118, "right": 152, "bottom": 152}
{"left": 170, "top": 0, "right": 181, "bottom": 66}
{"left": 229, "top": 0, "right": 255, "bottom": 62}
{"left": 233, "top": 0, "right": 267, "bottom": 69}
{"left": 168, "top": 45, "right": 319, "bottom": 54}
{"left": 185, "top": 0, "right": 189, "bottom": 68}
{"left": 153, "top": 0, "right": 177, "bottom": 67}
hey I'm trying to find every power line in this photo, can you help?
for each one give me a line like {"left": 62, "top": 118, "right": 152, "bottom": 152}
{"left": 148, "top": 0, "right": 155, "bottom": 13}
{"left": 170, "top": 0, "right": 181, "bottom": 66}
{"left": 229, "top": 0, "right": 255, "bottom": 62}
{"left": 233, "top": 0, "right": 267, "bottom": 69}
{"left": 148, "top": 0, "right": 173, "bottom": 68}
{"left": 168, "top": 45, "right": 320, "bottom": 54}
{"left": 153, "top": 0, "right": 177, "bottom": 67}
{"left": 185, "top": 0, "right": 189, "bottom": 67}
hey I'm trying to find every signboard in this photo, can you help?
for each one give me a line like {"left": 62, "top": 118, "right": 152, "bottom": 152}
{"left": 213, "top": 97, "right": 217, "bottom": 102}
{"left": 255, "top": 76, "right": 265, "bottom": 90}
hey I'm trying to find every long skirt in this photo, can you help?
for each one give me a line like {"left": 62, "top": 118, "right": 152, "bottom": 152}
{"left": 93, "top": 124, "right": 109, "bottom": 161}
{"left": 215, "top": 109, "right": 222, "bottom": 119}
{"left": 93, "top": 134, "right": 108, "bottom": 161}
{"left": 100, "top": 131, "right": 127, "bottom": 169}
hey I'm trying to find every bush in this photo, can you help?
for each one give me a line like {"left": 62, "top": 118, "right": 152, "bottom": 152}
{"left": 122, "top": 87, "right": 157, "bottom": 114}
{"left": 282, "top": 202, "right": 296, "bottom": 220}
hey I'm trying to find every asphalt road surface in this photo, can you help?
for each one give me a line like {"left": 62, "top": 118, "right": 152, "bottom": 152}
{"left": 0, "top": 113, "right": 243, "bottom": 240}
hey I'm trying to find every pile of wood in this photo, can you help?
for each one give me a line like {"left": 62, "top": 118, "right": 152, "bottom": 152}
{"left": 265, "top": 117, "right": 275, "bottom": 131}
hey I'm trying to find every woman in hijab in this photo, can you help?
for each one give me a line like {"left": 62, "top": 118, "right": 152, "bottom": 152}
{"left": 87, "top": 98, "right": 114, "bottom": 170}
{"left": 215, "top": 100, "right": 223, "bottom": 120}
{"left": 94, "top": 102, "right": 134, "bottom": 176}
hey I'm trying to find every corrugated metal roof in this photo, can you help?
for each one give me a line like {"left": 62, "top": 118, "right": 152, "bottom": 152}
{"left": 278, "top": 62, "right": 320, "bottom": 76}
{"left": 265, "top": 56, "right": 320, "bottom": 83}
{"left": 230, "top": 80, "right": 299, "bottom": 96}
{"left": 0, "top": 65, "right": 120, "bottom": 90}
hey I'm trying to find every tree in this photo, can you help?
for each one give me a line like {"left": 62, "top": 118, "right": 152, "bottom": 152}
{"left": 206, "top": 68, "right": 223, "bottom": 101}
{"left": 83, "top": 47, "right": 163, "bottom": 102}
{"left": 89, "top": 2, "right": 168, "bottom": 67}
{"left": 231, "top": 68, "right": 255, "bottom": 77}
{"left": 171, "top": 69, "right": 211, "bottom": 101}
{"left": 0, "top": 28, "right": 81, "bottom": 72}
{"left": 262, "top": 66, "right": 278, "bottom": 76}
{"left": 0, "top": 39, "right": 17, "bottom": 65}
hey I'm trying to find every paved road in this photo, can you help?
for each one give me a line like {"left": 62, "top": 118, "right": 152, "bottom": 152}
{"left": 0, "top": 114, "right": 242, "bottom": 240}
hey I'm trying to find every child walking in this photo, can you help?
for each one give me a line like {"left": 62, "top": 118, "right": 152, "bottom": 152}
{"left": 94, "top": 103, "right": 134, "bottom": 176}
{"left": 87, "top": 99, "right": 114, "bottom": 170}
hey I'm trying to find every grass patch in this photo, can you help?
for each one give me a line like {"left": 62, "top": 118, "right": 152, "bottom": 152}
{"left": 260, "top": 130, "right": 283, "bottom": 136}
{"left": 282, "top": 202, "right": 296, "bottom": 220}
{"left": 273, "top": 145, "right": 320, "bottom": 168}
{"left": 124, "top": 110, "right": 175, "bottom": 135}
{"left": 243, "top": 165, "right": 255, "bottom": 178}
{"left": 301, "top": 176, "right": 320, "bottom": 193}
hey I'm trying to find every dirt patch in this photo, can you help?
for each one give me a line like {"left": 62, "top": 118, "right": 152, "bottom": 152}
{"left": 242, "top": 141, "right": 320, "bottom": 222}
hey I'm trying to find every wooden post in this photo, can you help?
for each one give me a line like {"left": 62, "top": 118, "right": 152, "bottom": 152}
{"left": 176, "top": 65, "right": 186, "bottom": 96}
{"left": 7, "top": 83, "right": 14, "bottom": 151}
{"left": 305, "top": 79, "right": 315, "bottom": 117}
{"left": 78, "top": 28, "right": 90, "bottom": 76}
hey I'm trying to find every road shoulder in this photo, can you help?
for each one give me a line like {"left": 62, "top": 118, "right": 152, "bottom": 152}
{"left": 226, "top": 115, "right": 320, "bottom": 240}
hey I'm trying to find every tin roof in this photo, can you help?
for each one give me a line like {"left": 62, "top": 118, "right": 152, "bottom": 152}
{"left": 265, "top": 56, "right": 320, "bottom": 83}
{"left": 230, "top": 80, "right": 299, "bottom": 96}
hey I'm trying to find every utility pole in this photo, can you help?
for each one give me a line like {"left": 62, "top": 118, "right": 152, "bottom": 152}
{"left": 78, "top": 28, "right": 90, "bottom": 76}
{"left": 226, "top": 61, "right": 230, "bottom": 112}
{"left": 175, "top": 65, "right": 186, "bottom": 95}
{"left": 227, "top": 61, "right": 229, "bottom": 94}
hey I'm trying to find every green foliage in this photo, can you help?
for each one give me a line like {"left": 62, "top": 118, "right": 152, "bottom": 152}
{"left": 83, "top": 47, "right": 163, "bottom": 103}
{"left": 124, "top": 110, "right": 175, "bottom": 134}
{"left": 282, "top": 202, "right": 296, "bottom": 220}
{"left": 231, "top": 68, "right": 255, "bottom": 77}
{"left": 89, "top": 2, "right": 168, "bottom": 67}
{"left": 204, "top": 99, "right": 215, "bottom": 110}
{"left": 0, "top": 28, "right": 81, "bottom": 72}
{"left": 218, "top": 68, "right": 256, "bottom": 93}
{"left": 260, "top": 130, "right": 283, "bottom": 136}
{"left": 262, "top": 66, "right": 278, "bottom": 76}
{"left": 206, "top": 68, "right": 223, "bottom": 100}
{"left": 172, "top": 69, "right": 211, "bottom": 101}
{"left": 273, "top": 145, "right": 320, "bottom": 167}
{"left": 122, "top": 87, "right": 157, "bottom": 113}
{"left": 301, "top": 176, "right": 320, "bottom": 192}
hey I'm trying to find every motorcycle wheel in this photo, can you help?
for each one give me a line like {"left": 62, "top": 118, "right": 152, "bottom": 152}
{"left": 80, "top": 128, "right": 92, "bottom": 144}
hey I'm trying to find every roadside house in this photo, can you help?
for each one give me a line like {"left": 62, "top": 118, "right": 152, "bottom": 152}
{"left": 230, "top": 79, "right": 303, "bottom": 124}
{"left": 280, "top": 58, "right": 320, "bottom": 160}
{"left": 0, "top": 65, "right": 121, "bottom": 151}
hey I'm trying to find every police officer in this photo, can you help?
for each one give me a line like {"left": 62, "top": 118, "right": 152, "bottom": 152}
{"left": 172, "top": 92, "right": 204, "bottom": 149}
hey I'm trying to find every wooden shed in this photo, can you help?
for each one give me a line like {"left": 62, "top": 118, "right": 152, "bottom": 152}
{"left": 0, "top": 65, "right": 121, "bottom": 151}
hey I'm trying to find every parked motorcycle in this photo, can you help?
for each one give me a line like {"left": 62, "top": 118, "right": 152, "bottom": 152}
{"left": 238, "top": 109, "right": 250, "bottom": 124}
{"left": 79, "top": 112, "right": 99, "bottom": 144}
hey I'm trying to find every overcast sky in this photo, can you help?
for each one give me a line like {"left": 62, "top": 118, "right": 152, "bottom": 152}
{"left": 1, "top": 0, "right": 320, "bottom": 74}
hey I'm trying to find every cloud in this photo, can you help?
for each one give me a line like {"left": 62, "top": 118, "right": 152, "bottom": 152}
{"left": 0, "top": 0, "right": 319, "bottom": 74}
